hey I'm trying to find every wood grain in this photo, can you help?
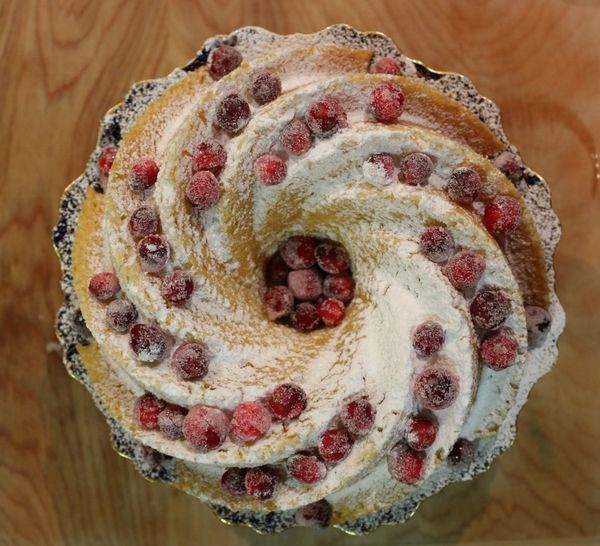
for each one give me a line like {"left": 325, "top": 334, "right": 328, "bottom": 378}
{"left": 1, "top": 0, "right": 599, "bottom": 544}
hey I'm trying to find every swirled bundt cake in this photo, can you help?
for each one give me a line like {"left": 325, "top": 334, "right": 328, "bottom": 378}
{"left": 54, "top": 26, "right": 564, "bottom": 533}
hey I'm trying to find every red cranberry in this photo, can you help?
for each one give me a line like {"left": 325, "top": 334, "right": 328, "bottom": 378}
{"left": 370, "top": 56, "right": 401, "bottom": 74}
{"left": 128, "top": 158, "right": 159, "bottom": 191}
{"left": 444, "top": 250, "right": 486, "bottom": 291}
{"left": 88, "top": 272, "right": 120, "bottom": 300}
{"left": 279, "top": 236, "right": 317, "bottom": 269}
{"left": 305, "top": 98, "right": 344, "bottom": 137}
{"left": 366, "top": 153, "right": 395, "bottom": 180}
{"left": 208, "top": 44, "right": 242, "bottom": 80}
{"left": 182, "top": 405, "right": 229, "bottom": 451}
{"left": 483, "top": 195, "right": 522, "bottom": 235}
{"left": 254, "top": 154, "right": 287, "bottom": 186}
{"left": 446, "top": 167, "right": 482, "bottom": 204}
{"left": 419, "top": 226, "right": 455, "bottom": 263}
{"left": 138, "top": 234, "right": 169, "bottom": 273}
{"left": 387, "top": 443, "right": 424, "bottom": 484}
{"left": 221, "top": 468, "right": 247, "bottom": 497}
{"left": 323, "top": 273, "right": 355, "bottom": 303}
{"left": 245, "top": 467, "right": 279, "bottom": 500}
{"left": 317, "top": 298, "right": 345, "bottom": 327}
{"left": 161, "top": 270, "right": 194, "bottom": 305}
{"left": 412, "top": 321, "right": 445, "bottom": 357}
{"left": 448, "top": 437, "right": 476, "bottom": 465}
{"left": 97, "top": 145, "right": 117, "bottom": 177}
{"left": 406, "top": 415, "right": 438, "bottom": 450}
{"left": 281, "top": 120, "right": 313, "bottom": 155}
{"left": 157, "top": 404, "right": 187, "bottom": 439}
{"left": 134, "top": 393, "right": 165, "bottom": 430}
{"left": 268, "top": 383, "right": 307, "bottom": 420}
{"left": 263, "top": 285, "right": 294, "bottom": 321}
{"left": 414, "top": 366, "right": 459, "bottom": 410}
{"left": 480, "top": 328, "right": 518, "bottom": 370}
{"left": 295, "top": 500, "right": 332, "bottom": 527}
{"left": 369, "top": 82, "right": 404, "bottom": 123}
{"left": 129, "top": 323, "right": 168, "bottom": 362}
{"left": 106, "top": 299, "right": 137, "bottom": 333}
{"left": 251, "top": 72, "right": 282, "bottom": 104}
{"left": 287, "top": 453, "right": 327, "bottom": 484}
{"left": 129, "top": 206, "right": 159, "bottom": 238}
{"left": 340, "top": 396, "right": 375, "bottom": 436}
{"left": 318, "top": 428, "right": 354, "bottom": 463}
{"left": 192, "top": 140, "right": 227, "bottom": 172}
{"left": 185, "top": 170, "right": 220, "bottom": 209}
{"left": 171, "top": 343, "right": 209, "bottom": 380}
{"left": 265, "top": 252, "right": 290, "bottom": 286}
{"left": 493, "top": 151, "right": 523, "bottom": 182}
{"left": 229, "top": 401, "right": 272, "bottom": 444}
{"left": 470, "top": 289, "right": 512, "bottom": 330}
{"left": 290, "top": 302, "right": 320, "bottom": 331}
{"left": 288, "top": 268, "right": 322, "bottom": 300}
{"left": 215, "top": 94, "right": 250, "bottom": 133}
{"left": 400, "top": 152, "right": 434, "bottom": 185}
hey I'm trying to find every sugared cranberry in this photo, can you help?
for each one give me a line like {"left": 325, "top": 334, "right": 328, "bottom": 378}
{"left": 370, "top": 56, "right": 402, "bottom": 74}
{"left": 134, "top": 393, "right": 165, "bottom": 430}
{"left": 305, "top": 99, "right": 344, "bottom": 137}
{"left": 265, "top": 252, "right": 291, "bottom": 286}
{"left": 161, "top": 270, "right": 194, "bottom": 305}
{"left": 221, "top": 468, "right": 247, "bottom": 497}
{"left": 444, "top": 250, "right": 486, "bottom": 291}
{"left": 412, "top": 321, "right": 445, "bottom": 357}
{"left": 295, "top": 500, "right": 332, "bottom": 527}
{"left": 340, "top": 396, "right": 375, "bottom": 436}
{"left": 366, "top": 153, "right": 395, "bottom": 181}
{"left": 182, "top": 405, "right": 229, "bottom": 451}
{"left": 268, "top": 383, "right": 307, "bottom": 420}
{"left": 400, "top": 152, "right": 433, "bottom": 185}
{"left": 106, "top": 299, "right": 137, "bottom": 333}
{"left": 406, "top": 415, "right": 438, "bottom": 450}
{"left": 129, "top": 323, "right": 168, "bottom": 362}
{"left": 369, "top": 82, "right": 404, "bottom": 123}
{"left": 88, "top": 272, "right": 120, "bottom": 301}
{"left": 419, "top": 226, "right": 455, "bottom": 263}
{"left": 138, "top": 234, "right": 169, "bottom": 273}
{"left": 483, "top": 195, "right": 522, "bottom": 235}
{"left": 493, "top": 151, "right": 523, "bottom": 182}
{"left": 290, "top": 302, "right": 320, "bottom": 331}
{"left": 281, "top": 120, "right": 313, "bottom": 155}
{"left": 318, "top": 428, "right": 354, "bottom": 463}
{"left": 215, "top": 94, "right": 250, "bottom": 133}
{"left": 171, "top": 342, "right": 209, "bottom": 380}
{"left": 288, "top": 453, "right": 327, "bottom": 485}
{"left": 414, "top": 366, "right": 459, "bottom": 410}
{"left": 525, "top": 305, "right": 552, "bottom": 342}
{"left": 208, "top": 44, "right": 242, "bottom": 80}
{"left": 470, "top": 289, "right": 511, "bottom": 330}
{"left": 185, "top": 170, "right": 221, "bottom": 209}
{"left": 287, "top": 268, "right": 322, "bottom": 300}
{"left": 279, "top": 236, "right": 317, "bottom": 269}
{"left": 192, "top": 140, "right": 227, "bottom": 172}
{"left": 128, "top": 158, "right": 159, "bottom": 192}
{"left": 254, "top": 154, "right": 287, "bottom": 186}
{"left": 387, "top": 443, "right": 424, "bottom": 484}
{"left": 317, "top": 298, "right": 345, "bottom": 327}
{"left": 323, "top": 273, "right": 355, "bottom": 303}
{"left": 229, "top": 401, "right": 272, "bottom": 444}
{"left": 251, "top": 72, "right": 282, "bottom": 104}
{"left": 245, "top": 466, "right": 279, "bottom": 500}
{"left": 448, "top": 438, "right": 476, "bottom": 465}
{"left": 129, "top": 206, "right": 159, "bottom": 238}
{"left": 157, "top": 404, "right": 187, "bottom": 439}
{"left": 97, "top": 145, "right": 117, "bottom": 177}
{"left": 480, "top": 328, "right": 518, "bottom": 371}
{"left": 263, "top": 285, "right": 294, "bottom": 320}
{"left": 446, "top": 167, "right": 482, "bottom": 204}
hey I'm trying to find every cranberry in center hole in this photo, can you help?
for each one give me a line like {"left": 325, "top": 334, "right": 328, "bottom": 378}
{"left": 262, "top": 236, "right": 355, "bottom": 331}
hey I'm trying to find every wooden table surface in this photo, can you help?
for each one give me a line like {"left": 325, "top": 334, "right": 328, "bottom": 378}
{"left": 1, "top": 1, "right": 599, "bottom": 544}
